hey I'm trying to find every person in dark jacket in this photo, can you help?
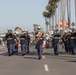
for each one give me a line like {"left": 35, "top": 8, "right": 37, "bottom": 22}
{"left": 52, "top": 29, "right": 60, "bottom": 55}
{"left": 20, "top": 31, "right": 28, "bottom": 56}
{"left": 62, "top": 32, "right": 68, "bottom": 53}
{"left": 69, "top": 31, "right": 75, "bottom": 55}
{"left": 4, "top": 29, "right": 15, "bottom": 56}
{"left": 35, "top": 27, "right": 43, "bottom": 59}
{"left": 13, "top": 33, "right": 19, "bottom": 54}
{"left": 26, "top": 31, "right": 30, "bottom": 53}
{"left": 66, "top": 31, "right": 72, "bottom": 54}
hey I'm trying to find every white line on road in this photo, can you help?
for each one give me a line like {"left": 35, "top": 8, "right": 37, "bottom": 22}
{"left": 44, "top": 64, "right": 49, "bottom": 72}
{"left": 43, "top": 56, "right": 45, "bottom": 58}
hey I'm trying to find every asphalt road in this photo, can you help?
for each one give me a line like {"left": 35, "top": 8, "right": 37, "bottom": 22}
{"left": 0, "top": 45, "right": 76, "bottom": 75}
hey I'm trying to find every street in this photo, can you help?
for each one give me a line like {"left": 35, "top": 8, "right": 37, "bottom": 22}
{"left": 0, "top": 45, "right": 76, "bottom": 75}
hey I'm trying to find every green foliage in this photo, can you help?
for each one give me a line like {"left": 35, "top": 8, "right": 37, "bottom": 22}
{"left": 43, "top": 11, "right": 51, "bottom": 18}
{"left": 72, "top": 22, "right": 75, "bottom": 26}
{"left": 46, "top": 0, "right": 60, "bottom": 18}
{"left": 55, "top": 24, "right": 58, "bottom": 28}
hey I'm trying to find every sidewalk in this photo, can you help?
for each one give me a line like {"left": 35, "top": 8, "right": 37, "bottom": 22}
{"left": 0, "top": 45, "right": 7, "bottom": 51}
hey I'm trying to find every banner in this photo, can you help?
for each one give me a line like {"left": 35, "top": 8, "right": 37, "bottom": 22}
{"left": 59, "top": 20, "right": 67, "bottom": 28}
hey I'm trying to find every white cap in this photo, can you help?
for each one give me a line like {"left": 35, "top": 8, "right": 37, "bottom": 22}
{"left": 64, "top": 30, "right": 67, "bottom": 33}
{"left": 37, "top": 26, "right": 41, "bottom": 29}
{"left": 24, "top": 29, "right": 27, "bottom": 31}
{"left": 46, "top": 34, "right": 48, "bottom": 36}
{"left": 69, "top": 30, "right": 72, "bottom": 32}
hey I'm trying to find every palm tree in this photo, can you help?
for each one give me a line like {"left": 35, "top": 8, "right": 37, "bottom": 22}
{"left": 43, "top": 11, "right": 50, "bottom": 33}
{"left": 75, "top": 0, "right": 76, "bottom": 28}
{"left": 67, "top": 0, "right": 71, "bottom": 27}
{"left": 72, "top": 22, "right": 75, "bottom": 28}
{"left": 43, "top": 0, "right": 60, "bottom": 31}
{"left": 47, "top": 0, "right": 58, "bottom": 31}
{"left": 57, "top": 1, "right": 60, "bottom": 29}
{"left": 55, "top": 24, "right": 58, "bottom": 29}
{"left": 46, "top": 4, "right": 53, "bottom": 31}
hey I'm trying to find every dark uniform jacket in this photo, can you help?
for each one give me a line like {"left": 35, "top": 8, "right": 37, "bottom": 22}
{"left": 69, "top": 33, "right": 75, "bottom": 43}
{"left": 36, "top": 31, "right": 44, "bottom": 45}
{"left": 52, "top": 33, "right": 60, "bottom": 44}
{"left": 5, "top": 33, "right": 15, "bottom": 44}
{"left": 20, "top": 34, "right": 27, "bottom": 44}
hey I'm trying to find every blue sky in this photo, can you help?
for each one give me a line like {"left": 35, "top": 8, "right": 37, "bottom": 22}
{"left": 0, "top": 0, "right": 48, "bottom": 32}
{"left": 0, "top": 0, "right": 75, "bottom": 33}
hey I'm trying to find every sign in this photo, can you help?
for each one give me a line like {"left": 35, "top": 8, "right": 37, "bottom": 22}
{"left": 59, "top": 20, "right": 67, "bottom": 28}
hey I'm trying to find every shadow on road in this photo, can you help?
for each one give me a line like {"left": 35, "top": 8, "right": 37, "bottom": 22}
{"left": 0, "top": 50, "right": 76, "bottom": 61}
{"left": 0, "top": 52, "right": 8, "bottom": 56}
{"left": 23, "top": 57, "right": 38, "bottom": 60}
{"left": 47, "top": 54, "right": 76, "bottom": 61}
{"left": 0, "top": 51, "right": 38, "bottom": 57}
{"left": 67, "top": 60, "right": 76, "bottom": 63}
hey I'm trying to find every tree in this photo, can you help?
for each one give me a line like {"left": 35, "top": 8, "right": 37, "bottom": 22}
{"left": 43, "top": 0, "right": 60, "bottom": 31}
{"left": 72, "top": 22, "right": 75, "bottom": 28}
{"left": 75, "top": 0, "right": 76, "bottom": 28}
{"left": 43, "top": 11, "right": 50, "bottom": 33}
{"left": 47, "top": 0, "right": 59, "bottom": 31}
{"left": 55, "top": 24, "right": 58, "bottom": 29}
{"left": 67, "top": 0, "right": 71, "bottom": 27}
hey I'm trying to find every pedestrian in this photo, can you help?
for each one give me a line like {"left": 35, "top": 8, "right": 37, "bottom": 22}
{"left": 25, "top": 30, "right": 30, "bottom": 53}
{"left": 69, "top": 30, "right": 75, "bottom": 55}
{"left": 35, "top": 26, "right": 43, "bottom": 59}
{"left": 52, "top": 29, "right": 60, "bottom": 55}
{"left": 20, "top": 31, "right": 28, "bottom": 56}
{"left": 12, "top": 33, "right": 19, "bottom": 54}
{"left": 62, "top": 32, "right": 68, "bottom": 53}
{"left": 4, "top": 29, "right": 14, "bottom": 56}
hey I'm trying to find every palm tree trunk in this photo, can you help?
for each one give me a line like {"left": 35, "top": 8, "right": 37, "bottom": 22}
{"left": 52, "top": 16, "right": 54, "bottom": 31}
{"left": 54, "top": 15, "right": 55, "bottom": 30}
{"left": 75, "top": 0, "right": 76, "bottom": 28}
{"left": 49, "top": 17, "right": 51, "bottom": 31}
{"left": 57, "top": 2, "right": 60, "bottom": 29}
{"left": 67, "top": 0, "right": 71, "bottom": 27}
{"left": 45, "top": 17, "right": 48, "bottom": 33}
{"left": 55, "top": 10, "right": 57, "bottom": 28}
{"left": 60, "top": 0, "right": 62, "bottom": 20}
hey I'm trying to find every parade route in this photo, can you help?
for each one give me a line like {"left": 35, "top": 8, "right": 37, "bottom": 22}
{"left": 0, "top": 46, "right": 76, "bottom": 75}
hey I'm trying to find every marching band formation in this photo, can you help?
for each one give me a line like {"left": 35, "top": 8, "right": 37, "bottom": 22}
{"left": 3, "top": 27, "right": 76, "bottom": 60}
{"left": 4, "top": 29, "right": 30, "bottom": 56}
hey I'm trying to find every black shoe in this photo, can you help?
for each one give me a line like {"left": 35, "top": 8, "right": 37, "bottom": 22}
{"left": 27, "top": 51, "right": 30, "bottom": 54}
{"left": 38, "top": 57, "right": 41, "bottom": 60}
{"left": 22, "top": 53, "right": 26, "bottom": 56}
{"left": 11, "top": 53, "right": 14, "bottom": 55}
{"left": 72, "top": 53, "right": 75, "bottom": 55}
{"left": 8, "top": 54, "right": 11, "bottom": 56}
{"left": 55, "top": 54, "right": 58, "bottom": 56}
{"left": 16, "top": 51, "right": 18, "bottom": 53}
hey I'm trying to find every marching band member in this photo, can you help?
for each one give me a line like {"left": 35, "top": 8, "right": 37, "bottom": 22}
{"left": 35, "top": 26, "right": 43, "bottom": 59}
{"left": 4, "top": 29, "right": 15, "bottom": 56}
{"left": 52, "top": 29, "right": 60, "bottom": 55}
{"left": 20, "top": 31, "right": 28, "bottom": 56}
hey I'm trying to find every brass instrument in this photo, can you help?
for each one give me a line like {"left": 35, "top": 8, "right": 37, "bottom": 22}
{"left": 35, "top": 31, "right": 43, "bottom": 43}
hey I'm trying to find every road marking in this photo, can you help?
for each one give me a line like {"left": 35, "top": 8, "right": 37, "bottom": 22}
{"left": 43, "top": 56, "right": 45, "bottom": 58}
{"left": 44, "top": 64, "right": 49, "bottom": 72}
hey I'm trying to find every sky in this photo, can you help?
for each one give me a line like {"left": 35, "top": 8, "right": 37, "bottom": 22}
{"left": 0, "top": 0, "right": 48, "bottom": 33}
{"left": 0, "top": 0, "right": 75, "bottom": 33}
